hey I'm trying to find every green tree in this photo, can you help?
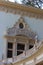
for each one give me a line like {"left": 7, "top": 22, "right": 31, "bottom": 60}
{"left": 22, "top": 0, "right": 43, "bottom": 9}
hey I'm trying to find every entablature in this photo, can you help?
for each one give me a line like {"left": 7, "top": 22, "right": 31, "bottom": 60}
{"left": 0, "top": 0, "right": 43, "bottom": 19}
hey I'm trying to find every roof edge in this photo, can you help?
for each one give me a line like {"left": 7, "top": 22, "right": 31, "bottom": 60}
{"left": 0, "top": 1, "right": 43, "bottom": 19}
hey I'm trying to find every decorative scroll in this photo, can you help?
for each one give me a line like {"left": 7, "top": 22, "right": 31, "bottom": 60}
{"left": 5, "top": 17, "right": 37, "bottom": 39}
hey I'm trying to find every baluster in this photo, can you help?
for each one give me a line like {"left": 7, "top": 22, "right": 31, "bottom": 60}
{"left": 34, "top": 58, "right": 36, "bottom": 65}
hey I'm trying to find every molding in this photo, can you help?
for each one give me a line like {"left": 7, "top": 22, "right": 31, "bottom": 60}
{"left": 4, "top": 17, "right": 37, "bottom": 39}
{"left": 0, "top": 1, "right": 43, "bottom": 19}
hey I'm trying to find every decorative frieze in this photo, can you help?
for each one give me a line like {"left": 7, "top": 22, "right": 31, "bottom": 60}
{"left": 0, "top": 4, "right": 43, "bottom": 19}
{"left": 5, "top": 17, "right": 37, "bottom": 40}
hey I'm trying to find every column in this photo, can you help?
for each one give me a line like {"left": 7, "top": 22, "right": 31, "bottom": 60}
{"left": 25, "top": 41, "right": 29, "bottom": 56}
{"left": 13, "top": 39, "right": 17, "bottom": 60}
{"left": 3, "top": 38, "right": 8, "bottom": 64}
{"left": 25, "top": 43, "right": 26, "bottom": 56}
{"left": 25, "top": 41, "right": 29, "bottom": 50}
{"left": 23, "top": 62, "right": 26, "bottom": 65}
{"left": 34, "top": 58, "right": 36, "bottom": 65}
{"left": 4, "top": 38, "right": 7, "bottom": 59}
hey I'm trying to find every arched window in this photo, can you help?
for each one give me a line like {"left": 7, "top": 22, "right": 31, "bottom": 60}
{"left": 19, "top": 23, "right": 24, "bottom": 29}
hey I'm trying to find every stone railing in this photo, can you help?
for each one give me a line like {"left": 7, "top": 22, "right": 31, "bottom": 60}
{"left": 26, "top": 54, "right": 43, "bottom": 65}
{"left": 15, "top": 41, "right": 43, "bottom": 61}
{"left": 0, "top": 40, "right": 43, "bottom": 65}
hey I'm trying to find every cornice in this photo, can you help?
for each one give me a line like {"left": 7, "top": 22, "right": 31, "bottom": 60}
{"left": 0, "top": 1, "right": 43, "bottom": 19}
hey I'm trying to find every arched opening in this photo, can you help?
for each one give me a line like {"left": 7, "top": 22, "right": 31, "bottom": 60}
{"left": 17, "top": 43, "right": 25, "bottom": 55}
{"left": 15, "top": 35, "right": 34, "bottom": 56}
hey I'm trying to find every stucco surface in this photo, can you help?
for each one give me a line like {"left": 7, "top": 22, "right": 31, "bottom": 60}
{"left": 0, "top": 11, "right": 43, "bottom": 59}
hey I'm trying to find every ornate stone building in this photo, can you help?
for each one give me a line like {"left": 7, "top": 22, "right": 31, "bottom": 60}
{"left": 0, "top": 0, "right": 43, "bottom": 65}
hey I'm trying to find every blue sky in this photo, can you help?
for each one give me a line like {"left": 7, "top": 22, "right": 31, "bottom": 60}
{"left": 9, "top": 0, "right": 22, "bottom": 4}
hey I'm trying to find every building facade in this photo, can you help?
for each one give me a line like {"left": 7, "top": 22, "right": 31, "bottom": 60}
{"left": 0, "top": 0, "right": 43, "bottom": 65}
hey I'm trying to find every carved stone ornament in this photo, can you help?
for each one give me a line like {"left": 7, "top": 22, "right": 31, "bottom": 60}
{"left": 0, "top": 4, "right": 43, "bottom": 19}
{"left": 6, "top": 16, "right": 37, "bottom": 39}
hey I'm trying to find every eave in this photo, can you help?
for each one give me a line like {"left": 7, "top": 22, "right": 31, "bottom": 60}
{"left": 0, "top": 1, "right": 43, "bottom": 19}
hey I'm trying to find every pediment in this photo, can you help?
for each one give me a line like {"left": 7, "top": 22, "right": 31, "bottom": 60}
{"left": 6, "top": 16, "right": 37, "bottom": 39}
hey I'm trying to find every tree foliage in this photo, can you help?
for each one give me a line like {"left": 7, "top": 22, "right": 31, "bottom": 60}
{"left": 22, "top": 0, "right": 43, "bottom": 9}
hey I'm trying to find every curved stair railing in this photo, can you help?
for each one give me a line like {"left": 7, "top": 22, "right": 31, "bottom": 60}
{"left": 0, "top": 40, "right": 43, "bottom": 65}
{"left": 16, "top": 41, "right": 43, "bottom": 61}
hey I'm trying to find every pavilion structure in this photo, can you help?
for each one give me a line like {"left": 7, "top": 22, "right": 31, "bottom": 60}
{"left": 0, "top": 0, "right": 43, "bottom": 65}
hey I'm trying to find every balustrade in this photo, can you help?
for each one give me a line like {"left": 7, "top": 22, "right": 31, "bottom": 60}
{"left": 0, "top": 41, "right": 43, "bottom": 65}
